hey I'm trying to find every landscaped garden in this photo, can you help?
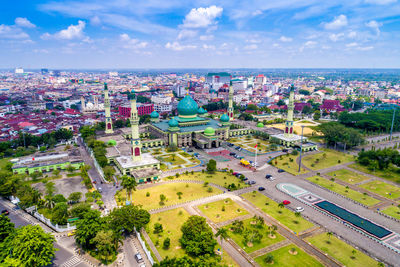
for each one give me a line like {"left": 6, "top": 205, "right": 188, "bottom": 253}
{"left": 381, "top": 205, "right": 400, "bottom": 220}
{"left": 174, "top": 171, "right": 249, "bottom": 190}
{"left": 349, "top": 163, "right": 400, "bottom": 184}
{"left": 224, "top": 218, "right": 285, "bottom": 253}
{"left": 242, "top": 191, "right": 314, "bottom": 233}
{"left": 307, "top": 176, "right": 381, "bottom": 206}
{"left": 302, "top": 149, "right": 355, "bottom": 170}
{"left": 359, "top": 180, "right": 400, "bottom": 200}
{"left": 255, "top": 244, "right": 323, "bottom": 267}
{"left": 115, "top": 182, "right": 222, "bottom": 210}
{"left": 306, "top": 232, "right": 379, "bottom": 267}
{"left": 269, "top": 153, "right": 308, "bottom": 175}
{"left": 326, "top": 169, "right": 370, "bottom": 185}
{"left": 198, "top": 198, "right": 249, "bottom": 223}
{"left": 228, "top": 136, "right": 275, "bottom": 153}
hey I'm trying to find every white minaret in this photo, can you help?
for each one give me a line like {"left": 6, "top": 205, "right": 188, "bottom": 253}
{"left": 284, "top": 85, "right": 295, "bottom": 138}
{"left": 80, "top": 96, "right": 86, "bottom": 111}
{"left": 129, "top": 92, "right": 142, "bottom": 162}
{"left": 104, "top": 83, "right": 113, "bottom": 134}
{"left": 227, "top": 81, "right": 234, "bottom": 120}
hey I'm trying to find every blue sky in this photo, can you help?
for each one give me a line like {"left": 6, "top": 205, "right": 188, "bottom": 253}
{"left": 1, "top": 0, "right": 400, "bottom": 69}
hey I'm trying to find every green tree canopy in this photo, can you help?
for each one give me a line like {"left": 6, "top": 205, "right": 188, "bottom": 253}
{"left": 109, "top": 205, "right": 150, "bottom": 233}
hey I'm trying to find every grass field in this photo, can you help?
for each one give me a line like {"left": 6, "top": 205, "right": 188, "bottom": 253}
{"left": 268, "top": 123, "right": 318, "bottom": 137}
{"left": 359, "top": 180, "right": 400, "bottom": 200}
{"left": 302, "top": 149, "right": 355, "bottom": 170}
{"left": 0, "top": 158, "right": 11, "bottom": 170}
{"left": 326, "top": 169, "right": 370, "bottom": 185}
{"left": 242, "top": 192, "right": 314, "bottom": 233}
{"left": 307, "top": 176, "right": 381, "bottom": 206}
{"left": 159, "top": 155, "right": 186, "bottom": 165}
{"left": 381, "top": 205, "right": 400, "bottom": 220}
{"left": 175, "top": 171, "right": 248, "bottom": 190}
{"left": 306, "top": 233, "right": 379, "bottom": 267}
{"left": 146, "top": 208, "right": 238, "bottom": 266}
{"left": 198, "top": 198, "right": 249, "bottom": 223}
{"left": 270, "top": 154, "right": 308, "bottom": 175}
{"left": 349, "top": 163, "right": 400, "bottom": 184}
{"left": 115, "top": 182, "right": 222, "bottom": 210}
{"left": 255, "top": 244, "right": 323, "bottom": 267}
{"left": 225, "top": 218, "right": 286, "bottom": 253}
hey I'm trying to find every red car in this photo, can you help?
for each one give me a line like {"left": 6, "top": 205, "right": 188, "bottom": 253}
{"left": 282, "top": 200, "right": 291, "bottom": 205}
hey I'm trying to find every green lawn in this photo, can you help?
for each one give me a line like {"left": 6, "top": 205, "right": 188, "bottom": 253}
{"left": 242, "top": 192, "right": 314, "bottom": 233}
{"left": 255, "top": 244, "right": 323, "bottom": 267}
{"left": 359, "top": 180, "right": 400, "bottom": 200}
{"left": 326, "top": 169, "right": 370, "bottom": 185}
{"left": 198, "top": 198, "right": 249, "bottom": 223}
{"left": 0, "top": 157, "right": 11, "bottom": 170}
{"left": 381, "top": 205, "right": 400, "bottom": 220}
{"left": 349, "top": 163, "right": 400, "bottom": 184}
{"left": 306, "top": 233, "right": 379, "bottom": 267}
{"left": 115, "top": 182, "right": 222, "bottom": 210}
{"left": 302, "top": 149, "right": 355, "bottom": 170}
{"left": 225, "top": 218, "right": 286, "bottom": 253}
{"left": 175, "top": 171, "right": 249, "bottom": 190}
{"left": 270, "top": 154, "right": 308, "bottom": 175}
{"left": 307, "top": 176, "right": 381, "bottom": 206}
{"left": 159, "top": 155, "right": 186, "bottom": 165}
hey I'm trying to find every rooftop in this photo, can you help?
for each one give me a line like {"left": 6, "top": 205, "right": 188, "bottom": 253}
{"left": 152, "top": 118, "right": 226, "bottom": 133}
{"left": 115, "top": 153, "right": 159, "bottom": 169}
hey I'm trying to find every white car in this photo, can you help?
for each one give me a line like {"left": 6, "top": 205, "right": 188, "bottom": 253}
{"left": 295, "top": 207, "right": 304, "bottom": 212}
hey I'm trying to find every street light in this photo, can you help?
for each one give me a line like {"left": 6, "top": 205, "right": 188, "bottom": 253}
{"left": 298, "top": 125, "right": 305, "bottom": 173}
{"left": 390, "top": 107, "right": 396, "bottom": 141}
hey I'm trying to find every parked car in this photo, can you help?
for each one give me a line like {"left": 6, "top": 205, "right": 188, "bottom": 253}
{"left": 135, "top": 253, "right": 143, "bottom": 263}
{"left": 258, "top": 187, "right": 265, "bottom": 191}
{"left": 187, "top": 148, "right": 193, "bottom": 152}
{"left": 249, "top": 180, "right": 256, "bottom": 185}
{"left": 235, "top": 146, "right": 240, "bottom": 150}
{"left": 229, "top": 152, "right": 236, "bottom": 156}
{"left": 278, "top": 169, "right": 285, "bottom": 173}
{"left": 296, "top": 207, "right": 304, "bottom": 212}
{"left": 98, "top": 187, "right": 103, "bottom": 193}
{"left": 67, "top": 230, "right": 76, "bottom": 236}
{"left": 232, "top": 172, "right": 238, "bottom": 176}
{"left": 265, "top": 174, "right": 272, "bottom": 178}
{"left": 282, "top": 200, "right": 291, "bottom": 205}
{"left": 282, "top": 149, "right": 288, "bottom": 152}
{"left": 242, "top": 177, "right": 248, "bottom": 181}
{"left": 1, "top": 209, "right": 9, "bottom": 216}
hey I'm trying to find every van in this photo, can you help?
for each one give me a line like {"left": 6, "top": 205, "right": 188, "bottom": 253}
{"left": 135, "top": 253, "right": 143, "bottom": 263}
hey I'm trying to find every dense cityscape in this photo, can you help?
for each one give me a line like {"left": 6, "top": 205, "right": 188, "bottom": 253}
{"left": 2, "top": 0, "right": 400, "bottom": 266}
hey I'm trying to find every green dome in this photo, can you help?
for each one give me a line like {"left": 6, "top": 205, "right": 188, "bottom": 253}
{"left": 107, "top": 139, "right": 117, "bottom": 146}
{"left": 204, "top": 127, "right": 215, "bottom": 136}
{"left": 220, "top": 113, "right": 230, "bottom": 122}
{"left": 197, "top": 107, "right": 207, "bottom": 114}
{"left": 150, "top": 110, "right": 159, "bottom": 118}
{"left": 168, "top": 118, "right": 179, "bottom": 128}
{"left": 257, "top": 122, "right": 264, "bottom": 128}
{"left": 177, "top": 95, "right": 199, "bottom": 116}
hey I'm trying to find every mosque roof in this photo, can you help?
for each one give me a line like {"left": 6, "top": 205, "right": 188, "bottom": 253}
{"left": 168, "top": 118, "right": 179, "bottom": 127}
{"left": 257, "top": 122, "right": 264, "bottom": 128}
{"left": 150, "top": 110, "right": 159, "bottom": 118}
{"left": 197, "top": 107, "right": 207, "bottom": 114}
{"left": 177, "top": 95, "right": 199, "bottom": 116}
{"left": 220, "top": 113, "right": 230, "bottom": 122}
{"left": 204, "top": 127, "right": 215, "bottom": 136}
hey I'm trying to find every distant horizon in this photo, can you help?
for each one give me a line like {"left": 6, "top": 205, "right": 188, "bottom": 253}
{"left": 3, "top": 68, "right": 400, "bottom": 71}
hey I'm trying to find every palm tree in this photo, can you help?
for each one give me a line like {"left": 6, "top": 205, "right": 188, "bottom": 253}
{"left": 121, "top": 175, "right": 137, "bottom": 205}
{"left": 326, "top": 232, "right": 333, "bottom": 239}
{"left": 44, "top": 196, "right": 55, "bottom": 209}
{"left": 215, "top": 228, "right": 229, "bottom": 260}
{"left": 278, "top": 202, "right": 285, "bottom": 209}
{"left": 294, "top": 212, "right": 301, "bottom": 217}
{"left": 264, "top": 254, "right": 274, "bottom": 264}
{"left": 269, "top": 225, "right": 278, "bottom": 237}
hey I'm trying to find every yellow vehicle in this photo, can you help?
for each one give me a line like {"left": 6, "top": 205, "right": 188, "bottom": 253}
{"left": 67, "top": 230, "right": 76, "bottom": 236}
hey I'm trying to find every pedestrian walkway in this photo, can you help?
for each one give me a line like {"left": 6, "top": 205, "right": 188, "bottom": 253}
{"left": 249, "top": 240, "right": 291, "bottom": 258}
{"left": 61, "top": 256, "right": 81, "bottom": 267}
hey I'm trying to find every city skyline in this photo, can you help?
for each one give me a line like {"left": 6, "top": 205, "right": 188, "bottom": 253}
{"left": 1, "top": 0, "right": 400, "bottom": 69}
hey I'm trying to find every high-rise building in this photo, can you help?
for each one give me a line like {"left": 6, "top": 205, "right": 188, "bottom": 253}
{"left": 15, "top": 68, "right": 24, "bottom": 74}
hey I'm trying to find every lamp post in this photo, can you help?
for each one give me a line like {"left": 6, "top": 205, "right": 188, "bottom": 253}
{"left": 390, "top": 107, "right": 396, "bottom": 141}
{"left": 298, "top": 125, "right": 305, "bottom": 173}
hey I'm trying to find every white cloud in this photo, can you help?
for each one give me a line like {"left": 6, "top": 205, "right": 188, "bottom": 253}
{"left": 0, "top": 24, "right": 30, "bottom": 39}
{"left": 357, "top": 46, "right": 374, "bottom": 51}
{"left": 165, "top": 42, "right": 196, "bottom": 51}
{"left": 244, "top": 44, "right": 258, "bottom": 50}
{"left": 42, "top": 21, "right": 86, "bottom": 40}
{"left": 247, "top": 39, "right": 261, "bottom": 43}
{"left": 178, "top": 29, "right": 197, "bottom": 40}
{"left": 300, "top": 41, "right": 317, "bottom": 52}
{"left": 119, "top": 33, "right": 147, "bottom": 49}
{"left": 329, "top": 33, "right": 344, "bottom": 42}
{"left": 279, "top": 36, "right": 293, "bottom": 42}
{"left": 366, "top": 20, "right": 382, "bottom": 35}
{"left": 324, "top": 15, "right": 348, "bottom": 30}
{"left": 364, "top": 0, "right": 397, "bottom": 5}
{"left": 202, "top": 44, "right": 215, "bottom": 50}
{"left": 90, "top": 16, "right": 101, "bottom": 26}
{"left": 200, "top": 35, "right": 214, "bottom": 41}
{"left": 183, "top": 6, "right": 223, "bottom": 28}
{"left": 348, "top": 31, "right": 357, "bottom": 38}
{"left": 252, "top": 10, "right": 262, "bottom": 16}
{"left": 15, "top": 17, "right": 36, "bottom": 28}
{"left": 346, "top": 42, "right": 358, "bottom": 47}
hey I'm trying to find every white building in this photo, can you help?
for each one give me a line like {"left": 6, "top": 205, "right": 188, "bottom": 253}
{"left": 15, "top": 68, "right": 24, "bottom": 74}
{"left": 174, "top": 85, "right": 187, "bottom": 97}
{"left": 205, "top": 72, "right": 231, "bottom": 89}
{"left": 154, "top": 103, "right": 172, "bottom": 113}
{"left": 151, "top": 95, "right": 172, "bottom": 105}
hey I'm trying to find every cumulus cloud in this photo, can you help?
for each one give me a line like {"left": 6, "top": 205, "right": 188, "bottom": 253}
{"left": 165, "top": 41, "right": 196, "bottom": 51}
{"left": 119, "top": 33, "right": 147, "bottom": 49}
{"left": 177, "top": 29, "right": 197, "bottom": 40}
{"left": 0, "top": 24, "right": 30, "bottom": 39}
{"left": 366, "top": 20, "right": 382, "bottom": 35}
{"left": 346, "top": 42, "right": 358, "bottom": 47}
{"left": 200, "top": 35, "right": 214, "bottom": 41}
{"left": 90, "top": 16, "right": 101, "bottom": 26}
{"left": 279, "top": 36, "right": 293, "bottom": 42}
{"left": 15, "top": 17, "right": 36, "bottom": 28}
{"left": 244, "top": 44, "right": 258, "bottom": 50}
{"left": 348, "top": 31, "right": 357, "bottom": 38}
{"left": 300, "top": 41, "right": 317, "bottom": 52}
{"left": 183, "top": 6, "right": 223, "bottom": 28}
{"left": 202, "top": 44, "right": 215, "bottom": 50}
{"left": 329, "top": 33, "right": 344, "bottom": 42}
{"left": 324, "top": 15, "right": 348, "bottom": 30}
{"left": 42, "top": 20, "right": 86, "bottom": 40}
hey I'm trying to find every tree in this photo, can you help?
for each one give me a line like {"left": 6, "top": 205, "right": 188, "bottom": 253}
{"left": 215, "top": 228, "right": 229, "bottom": 259}
{"left": 159, "top": 194, "right": 167, "bottom": 206}
{"left": 154, "top": 256, "right": 224, "bottom": 267}
{"left": 176, "top": 192, "right": 183, "bottom": 199}
{"left": 75, "top": 210, "right": 105, "bottom": 250}
{"left": 264, "top": 254, "right": 274, "bottom": 264}
{"left": 326, "top": 232, "right": 333, "bottom": 239}
{"left": 313, "top": 110, "right": 321, "bottom": 121}
{"left": 93, "top": 230, "right": 117, "bottom": 264}
{"left": 278, "top": 203, "right": 285, "bottom": 209}
{"left": 109, "top": 205, "right": 150, "bottom": 233}
{"left": 0, "top": 215, "right": 14, "bottom": 240}
{"left": 68, "top": 192, "right": 82, "bottom": 203}
{"left": 103, "top": 166, "right": 115, "bottom": 181}
{"left": 70, "top": 203, "right": 91, "bottom": 218}
{"left": 231, "top": 220, "right": 244, "bottom": 234}
{"left": 53, "top": 194, "right": 67, "bottom": 203}
{"left": 277, "top": 100, "right": 285, "bottom": 106}
{"left": 44, "top": 196, "right": 56, "bottom": 209}
{"left": 0, "top": 225, "right": 56, "bottom": 267}
{"left": 45, "top": 182, "right": 56, "bottom": 197}
{"left": 180, "top": 215, "right": 217, "bottom": 256}
{"left": 66, "top": 164, "right": 75, "bottom": 173}
{"left": 154, "top": 223, "right": 164, "bottom": 234}
{"left": 163, "top": 237, "right": 170, "bottom": 249}
{"left": 51, "top": 202, "right": 68, "bottom": 225}
{"left": 121, "top": 175, "right": 137, "bottom": 204}
{"left": 207, "top": 159, "right": 217, "bottom": 173}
